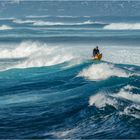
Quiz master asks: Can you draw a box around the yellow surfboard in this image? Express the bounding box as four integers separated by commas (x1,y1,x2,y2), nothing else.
92,53,102,60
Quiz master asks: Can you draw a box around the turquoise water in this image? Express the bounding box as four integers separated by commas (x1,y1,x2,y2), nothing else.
0,1,140,139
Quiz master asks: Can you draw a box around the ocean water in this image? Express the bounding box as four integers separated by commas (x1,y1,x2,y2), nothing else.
0,1,140,139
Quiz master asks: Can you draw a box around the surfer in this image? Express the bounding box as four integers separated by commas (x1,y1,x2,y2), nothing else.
92,46,102,60
93,46,100,57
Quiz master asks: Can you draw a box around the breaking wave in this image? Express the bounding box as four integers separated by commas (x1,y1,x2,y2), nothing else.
1,41,140,72
89,85,140,119
78,63,129,81
33,21,65,26
0,25,12,30
26,15,91,18
13,19,102,26
26,15,50,18
89,93,118,108
13,19,36,24
33,20,96,26
113,85,140,104
0,41,78,70
104,23,140,30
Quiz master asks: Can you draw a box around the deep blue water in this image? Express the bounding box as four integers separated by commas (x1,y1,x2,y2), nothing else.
0,1,140,139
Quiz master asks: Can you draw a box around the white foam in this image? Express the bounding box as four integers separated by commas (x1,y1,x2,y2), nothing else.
0,43,140,71
89,93,118,108
0,41,44,59
13,19,36,24
104,23,140,30
13,18,100,26
0,25,12,30
33,20,95,26
123,85,140,91
78,63,128,81
113,86,140,104
120,105,140,119
33,21,64,26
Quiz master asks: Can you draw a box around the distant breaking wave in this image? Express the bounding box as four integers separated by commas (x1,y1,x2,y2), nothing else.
104,23,140,30
13,19,104,26
0,17,15,20
33,21,65,26
26,15,91,18
13,19,36,24
13,19,140,30
33,20,103,26
0,25,12,30
26,15,51,18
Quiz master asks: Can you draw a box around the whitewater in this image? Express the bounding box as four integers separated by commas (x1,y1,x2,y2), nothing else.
0,5,140,139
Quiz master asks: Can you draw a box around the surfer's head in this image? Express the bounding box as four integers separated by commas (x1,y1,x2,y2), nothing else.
96,46,98,49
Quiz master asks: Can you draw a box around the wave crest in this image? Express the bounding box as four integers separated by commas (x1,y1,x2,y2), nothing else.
13,19,36,24
113,85,140,104
13,19,101,26
33,20,96,26
89,93,118,108
0,41,76,70
78,63,128,81
0,25,12,30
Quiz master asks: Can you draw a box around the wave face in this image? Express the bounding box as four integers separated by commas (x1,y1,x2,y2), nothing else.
0,14,140,139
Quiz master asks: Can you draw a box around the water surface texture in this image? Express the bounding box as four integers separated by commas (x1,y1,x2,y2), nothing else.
0,1,140,139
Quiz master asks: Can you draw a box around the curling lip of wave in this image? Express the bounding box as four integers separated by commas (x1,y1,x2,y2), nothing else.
89,85,140,109
104,23,140,30
77,63,128,81
89,91,140,119
0,25,12,30
89,93,118,108
113,85,140,104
